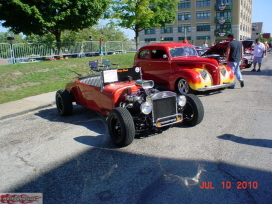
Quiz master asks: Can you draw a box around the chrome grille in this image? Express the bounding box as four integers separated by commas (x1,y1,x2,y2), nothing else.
152,96,176,122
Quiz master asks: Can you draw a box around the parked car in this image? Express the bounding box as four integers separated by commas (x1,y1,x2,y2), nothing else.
201,40,254,69
133,42,235,94
195,47,209,56
56,66,204,147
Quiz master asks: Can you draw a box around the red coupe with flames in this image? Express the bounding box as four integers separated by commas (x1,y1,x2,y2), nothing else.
56,66,204,147
133,42,235,94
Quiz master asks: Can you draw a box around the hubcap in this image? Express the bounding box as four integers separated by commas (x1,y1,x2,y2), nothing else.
178,79,189,94
111,116,122,139
184,103,194,121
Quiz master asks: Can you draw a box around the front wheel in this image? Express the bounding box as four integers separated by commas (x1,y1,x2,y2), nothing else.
107,107,135,147
176,78,192,94
182,94,204,126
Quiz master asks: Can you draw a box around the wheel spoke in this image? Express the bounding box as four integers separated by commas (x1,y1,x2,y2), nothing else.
178,79,189,94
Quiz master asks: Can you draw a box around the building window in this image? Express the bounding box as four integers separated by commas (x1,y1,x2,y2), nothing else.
216,11,231,18
178,12,191,20
144,28,156,34
178,37,191,40
196,0,210,7
161,26,173,33
163,37,173,41
178,1,191,9
196,36,210,40
196,23,210,31
145,38,156,42
178,24,191,32
196,10,210,19
216,24,231,30
216,0,232,3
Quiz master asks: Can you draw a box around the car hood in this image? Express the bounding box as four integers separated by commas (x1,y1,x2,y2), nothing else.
171,55,219,66
202,41,229,56
202,40,254,56
103,81,140,94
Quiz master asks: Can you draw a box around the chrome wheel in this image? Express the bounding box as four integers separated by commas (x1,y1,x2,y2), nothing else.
177,78,190,94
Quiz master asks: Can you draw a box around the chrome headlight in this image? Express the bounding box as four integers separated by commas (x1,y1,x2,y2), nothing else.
140,102,152,114
221,67,226,76
177,95,186,107
200,70,207,79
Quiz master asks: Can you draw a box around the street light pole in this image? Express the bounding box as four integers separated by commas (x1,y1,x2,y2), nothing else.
89,36,93,56
7,36,15,64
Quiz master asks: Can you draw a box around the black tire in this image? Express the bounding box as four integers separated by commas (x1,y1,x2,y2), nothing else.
55,89,73,116
183,94,204,126
107,107,135,147
176,78,193,94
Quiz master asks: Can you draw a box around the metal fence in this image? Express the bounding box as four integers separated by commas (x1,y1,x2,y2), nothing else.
0,41,150,64
0,43,12,64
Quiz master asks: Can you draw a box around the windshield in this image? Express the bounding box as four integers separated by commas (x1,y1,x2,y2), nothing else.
170,47,198,58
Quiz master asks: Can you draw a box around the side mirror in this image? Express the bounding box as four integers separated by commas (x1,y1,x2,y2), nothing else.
163,54,168,59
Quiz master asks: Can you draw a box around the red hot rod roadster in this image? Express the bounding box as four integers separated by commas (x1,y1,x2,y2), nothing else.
56,66,204,147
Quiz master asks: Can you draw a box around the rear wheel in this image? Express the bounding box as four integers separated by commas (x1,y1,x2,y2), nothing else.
56,89,73,116
183,94,204,126
107,107,135,147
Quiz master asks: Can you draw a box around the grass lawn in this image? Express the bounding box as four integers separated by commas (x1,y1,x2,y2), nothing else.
0,53,135,104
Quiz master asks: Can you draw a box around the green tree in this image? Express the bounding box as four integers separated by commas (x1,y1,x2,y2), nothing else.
110,0,179,49
0,0,109,43
0,31,27,43
24,25,128,43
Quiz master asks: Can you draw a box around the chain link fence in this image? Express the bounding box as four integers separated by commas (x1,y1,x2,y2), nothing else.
0,41,154,64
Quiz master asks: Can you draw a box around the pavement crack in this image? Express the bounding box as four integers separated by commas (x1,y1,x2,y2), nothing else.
217,162,257,204
15,150,38,172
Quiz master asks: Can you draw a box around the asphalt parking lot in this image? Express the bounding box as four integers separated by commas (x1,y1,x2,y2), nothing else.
0,54,272,204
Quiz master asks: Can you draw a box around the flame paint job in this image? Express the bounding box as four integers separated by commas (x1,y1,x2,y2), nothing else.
134,42,235,92
65,79,141,116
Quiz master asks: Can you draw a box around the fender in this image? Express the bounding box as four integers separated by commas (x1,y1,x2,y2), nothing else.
168,68,213,91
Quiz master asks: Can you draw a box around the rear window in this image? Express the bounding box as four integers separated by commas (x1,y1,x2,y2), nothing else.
138,50,149,59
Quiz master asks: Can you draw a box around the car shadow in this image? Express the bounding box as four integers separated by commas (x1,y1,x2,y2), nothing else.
34,105,115,148
217,134,272,148
35,105,194,148
9,147,272,203
241,68,272,76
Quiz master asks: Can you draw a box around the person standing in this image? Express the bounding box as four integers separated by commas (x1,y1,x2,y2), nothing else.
264,41,269,57
202,41,208,48
226,33,244,88
251,38,265,72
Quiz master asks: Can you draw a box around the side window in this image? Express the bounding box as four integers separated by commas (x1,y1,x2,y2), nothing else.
151,49,167,59
138,50,149,59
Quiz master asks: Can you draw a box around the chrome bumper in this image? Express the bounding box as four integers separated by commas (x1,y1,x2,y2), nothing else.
197,81,235,91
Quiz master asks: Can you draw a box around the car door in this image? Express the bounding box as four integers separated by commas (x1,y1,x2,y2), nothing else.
148,49,171,83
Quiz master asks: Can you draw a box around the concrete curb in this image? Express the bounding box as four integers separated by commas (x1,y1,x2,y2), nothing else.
0,102,55,120
0,91,56,120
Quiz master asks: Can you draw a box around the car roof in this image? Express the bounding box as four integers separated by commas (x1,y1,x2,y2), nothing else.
140,42,195,49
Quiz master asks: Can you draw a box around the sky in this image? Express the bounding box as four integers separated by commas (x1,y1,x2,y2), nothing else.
0,0,271,40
